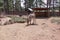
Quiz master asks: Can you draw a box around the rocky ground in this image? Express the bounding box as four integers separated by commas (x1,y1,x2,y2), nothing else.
0,17,60,40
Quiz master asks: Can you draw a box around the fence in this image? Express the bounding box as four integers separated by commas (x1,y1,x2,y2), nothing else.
2,8,60,17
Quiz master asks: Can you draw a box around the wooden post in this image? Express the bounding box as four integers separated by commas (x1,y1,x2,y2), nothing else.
47,0,51,17
47,0,49,17
53,0,54,16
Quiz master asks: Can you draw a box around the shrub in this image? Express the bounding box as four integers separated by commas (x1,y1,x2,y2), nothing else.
8,16,26,23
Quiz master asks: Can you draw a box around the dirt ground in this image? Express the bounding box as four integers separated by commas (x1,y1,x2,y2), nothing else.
0,17,60,40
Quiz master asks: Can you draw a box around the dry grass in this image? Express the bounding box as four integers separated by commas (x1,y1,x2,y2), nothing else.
0,17,60,40
51,17,60,24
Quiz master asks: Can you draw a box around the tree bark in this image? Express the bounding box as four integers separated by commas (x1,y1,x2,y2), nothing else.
4,0,9,14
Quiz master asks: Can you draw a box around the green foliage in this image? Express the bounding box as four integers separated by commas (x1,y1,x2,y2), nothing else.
0,2,3,6
8,0,22,11
8,0,14,11
15,0,22,11
0,0,3,10
0,3,3,10
8,16,26,23
2,0,60,11
29,0,34,7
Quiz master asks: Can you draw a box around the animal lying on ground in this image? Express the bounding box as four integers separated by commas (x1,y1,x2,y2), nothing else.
0,17,13,25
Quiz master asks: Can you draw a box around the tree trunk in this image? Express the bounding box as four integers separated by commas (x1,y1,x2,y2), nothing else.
4,0,9,14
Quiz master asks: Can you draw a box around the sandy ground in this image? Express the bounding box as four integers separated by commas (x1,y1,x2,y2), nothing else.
0,17,60,40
